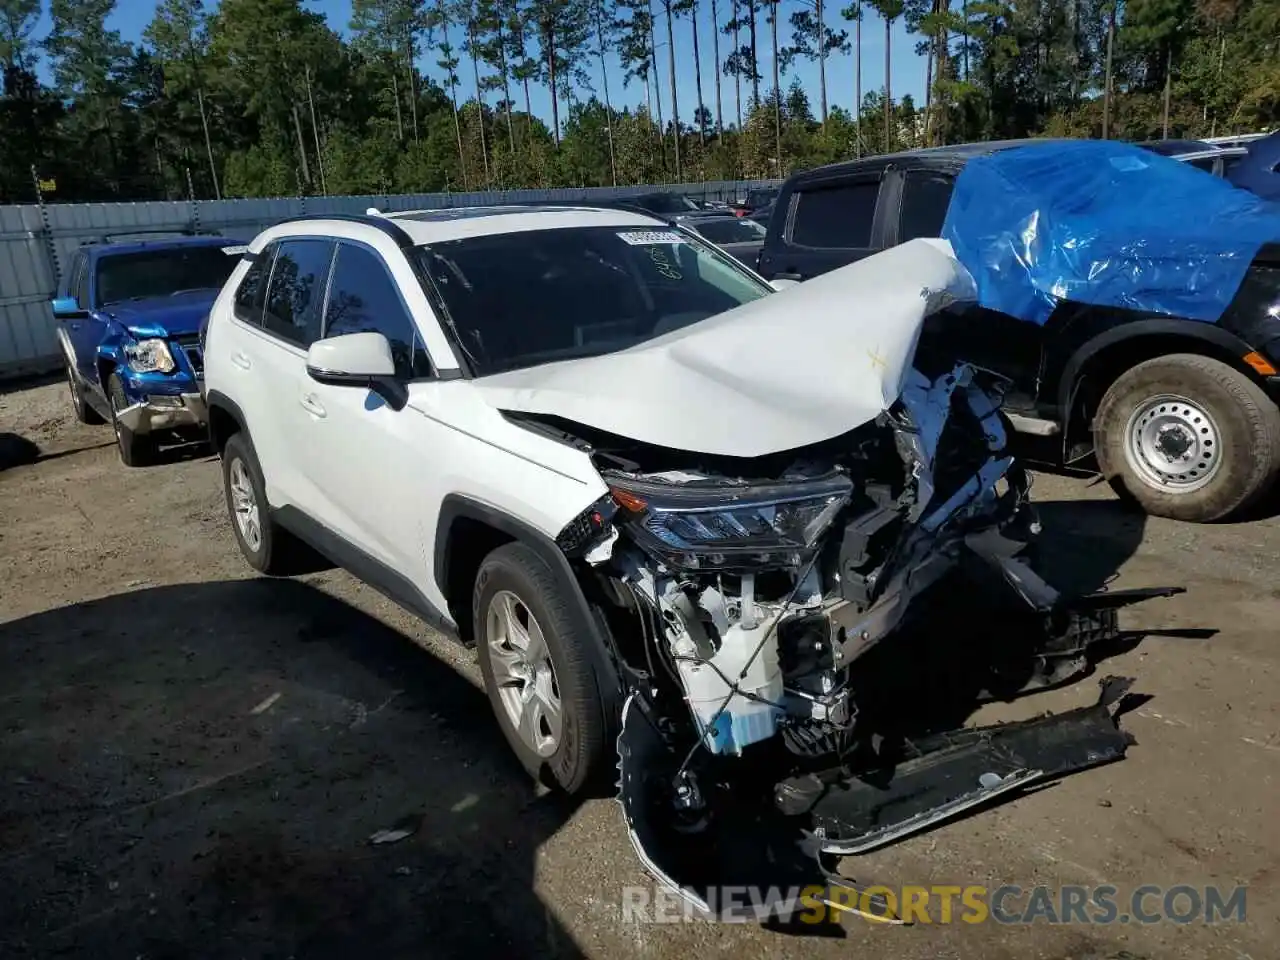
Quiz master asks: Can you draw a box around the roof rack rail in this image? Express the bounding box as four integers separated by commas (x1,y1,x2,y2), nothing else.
84,225,219,245
277,212,415,249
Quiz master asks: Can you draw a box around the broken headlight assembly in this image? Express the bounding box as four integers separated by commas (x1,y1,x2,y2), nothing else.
123,337,176,374
605,472,853,571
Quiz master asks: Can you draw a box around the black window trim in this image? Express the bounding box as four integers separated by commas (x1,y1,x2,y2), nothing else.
783,171,886,252
232,242,278,329
322,237,438,382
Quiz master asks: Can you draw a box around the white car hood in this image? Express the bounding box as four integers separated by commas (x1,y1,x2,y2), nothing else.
473,238,978,458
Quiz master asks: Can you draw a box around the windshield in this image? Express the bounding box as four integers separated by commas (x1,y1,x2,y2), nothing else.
96,246,239,306
418,226,771,376
691,217,767,244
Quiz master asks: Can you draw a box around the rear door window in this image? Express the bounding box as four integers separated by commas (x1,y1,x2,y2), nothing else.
789,179,881,248
261,239,334,348
899,170,956,241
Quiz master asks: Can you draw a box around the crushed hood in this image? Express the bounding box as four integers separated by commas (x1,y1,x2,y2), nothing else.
107,289,220,340
474,238,976,458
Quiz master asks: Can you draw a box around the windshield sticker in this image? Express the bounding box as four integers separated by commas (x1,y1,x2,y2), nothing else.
645,244,683,280
617,230,686,246
221,245,248,256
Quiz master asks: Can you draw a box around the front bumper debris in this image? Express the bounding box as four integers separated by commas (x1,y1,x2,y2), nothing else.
617,676,1146,923
115,391,208,434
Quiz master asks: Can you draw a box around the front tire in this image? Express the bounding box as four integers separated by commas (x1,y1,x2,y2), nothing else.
1095,353,1280,522
107,373,155,467
220,433,308,575
473,542,611,795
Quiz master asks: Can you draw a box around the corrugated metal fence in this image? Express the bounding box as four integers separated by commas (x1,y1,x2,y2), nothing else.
0,180,778,380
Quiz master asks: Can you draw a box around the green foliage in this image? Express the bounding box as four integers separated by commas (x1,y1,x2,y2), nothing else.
0,0,1276,203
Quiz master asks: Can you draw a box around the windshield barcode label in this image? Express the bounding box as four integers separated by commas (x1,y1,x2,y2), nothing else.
617,230,685,245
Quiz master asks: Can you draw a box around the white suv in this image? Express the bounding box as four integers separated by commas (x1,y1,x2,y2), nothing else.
203,206,1173,911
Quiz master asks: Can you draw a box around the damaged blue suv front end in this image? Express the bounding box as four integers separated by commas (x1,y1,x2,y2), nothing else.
53,235,243,465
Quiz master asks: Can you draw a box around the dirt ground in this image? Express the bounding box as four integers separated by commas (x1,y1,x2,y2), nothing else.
1,378,1278,960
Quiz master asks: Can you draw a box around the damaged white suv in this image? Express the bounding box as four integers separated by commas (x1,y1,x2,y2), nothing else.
204,206,1178,918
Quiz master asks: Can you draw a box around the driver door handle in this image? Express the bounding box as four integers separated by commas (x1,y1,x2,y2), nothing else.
230,351,251,370
299,393,326,418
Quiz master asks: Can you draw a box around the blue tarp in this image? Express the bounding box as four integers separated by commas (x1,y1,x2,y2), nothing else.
941,139,1280,326
1227,131,1280,201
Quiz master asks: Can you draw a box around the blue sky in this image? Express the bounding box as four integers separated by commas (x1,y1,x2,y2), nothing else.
33,0,928,127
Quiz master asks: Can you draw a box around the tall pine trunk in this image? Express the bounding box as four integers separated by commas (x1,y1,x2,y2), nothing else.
883,14,892,151
648,0,667,173
468,19,490,180
545,21,561,145
711,0,723,134
691,0,707,144
594,0,618,183
748,0,759,104
665,0,682,179
817,0,827,125
732,0,742,127
854,7,862,155
406,32,419,142
497,21,516,156
770,0,781,169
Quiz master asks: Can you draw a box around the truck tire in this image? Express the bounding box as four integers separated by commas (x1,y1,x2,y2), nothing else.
1094,353,1280,522
473,541,611,795
107,373,156,467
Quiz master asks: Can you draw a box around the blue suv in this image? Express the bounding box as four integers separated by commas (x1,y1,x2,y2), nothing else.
52,233,243,465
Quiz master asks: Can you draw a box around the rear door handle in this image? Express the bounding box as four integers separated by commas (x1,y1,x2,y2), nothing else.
299,394,326,418
230,351,251,370
775,272,803,281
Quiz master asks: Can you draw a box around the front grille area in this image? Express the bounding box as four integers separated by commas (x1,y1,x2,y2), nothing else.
173,335,204,378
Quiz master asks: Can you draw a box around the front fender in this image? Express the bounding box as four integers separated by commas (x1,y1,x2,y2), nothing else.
1054,316,1262,419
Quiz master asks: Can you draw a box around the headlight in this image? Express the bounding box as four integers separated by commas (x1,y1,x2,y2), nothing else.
606,472,852,571
123,338,176,374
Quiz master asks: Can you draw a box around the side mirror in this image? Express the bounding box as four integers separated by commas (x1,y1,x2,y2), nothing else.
769,278,799,292
306,332,396,386
51,297,87,319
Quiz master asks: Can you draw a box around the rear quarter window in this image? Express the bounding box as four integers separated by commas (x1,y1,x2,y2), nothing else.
789,180,880,248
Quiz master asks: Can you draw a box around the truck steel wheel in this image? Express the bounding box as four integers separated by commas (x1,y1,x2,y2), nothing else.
1095,353,1280,522
473,542,611,794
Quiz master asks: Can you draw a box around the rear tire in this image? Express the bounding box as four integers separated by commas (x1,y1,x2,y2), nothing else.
106,373,155,467
473,541,612,795
1094,353,1280,522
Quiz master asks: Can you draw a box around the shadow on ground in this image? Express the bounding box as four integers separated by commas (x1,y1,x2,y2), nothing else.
0,578,585,960
0,432,40,471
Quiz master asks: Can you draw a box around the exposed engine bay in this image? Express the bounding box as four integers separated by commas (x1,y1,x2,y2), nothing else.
489,240,1183,924
532,361,1181,924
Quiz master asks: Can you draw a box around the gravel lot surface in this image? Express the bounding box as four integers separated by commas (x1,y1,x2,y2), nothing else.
2,378,1277,960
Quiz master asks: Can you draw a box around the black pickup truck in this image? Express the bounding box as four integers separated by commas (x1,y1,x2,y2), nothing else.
758,140,1280,523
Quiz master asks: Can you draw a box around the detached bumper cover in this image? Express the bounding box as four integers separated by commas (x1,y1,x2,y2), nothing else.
114,391,208,434
779,676,1139,855
617,677,1143,922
